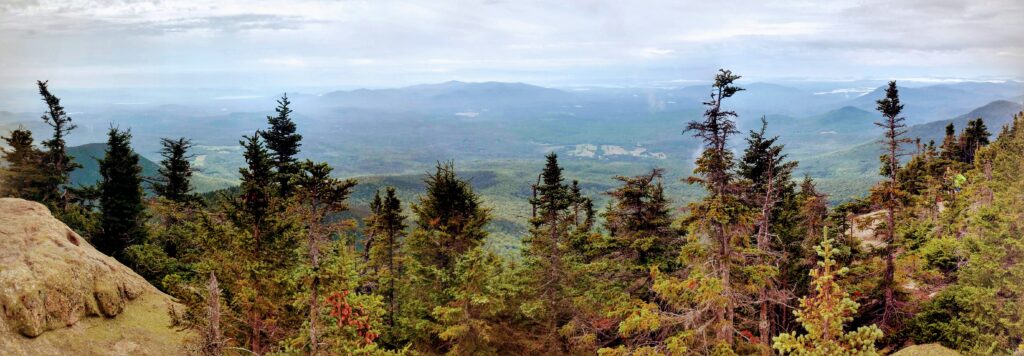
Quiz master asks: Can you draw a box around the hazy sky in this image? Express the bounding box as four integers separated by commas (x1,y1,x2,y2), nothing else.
1,0,1022,90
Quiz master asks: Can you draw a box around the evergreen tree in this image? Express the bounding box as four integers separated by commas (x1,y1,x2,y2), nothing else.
364,191,384,263
291,160,357,354
939,123,959,162
523,153,596,350
261,94,302,196
0,128,47,200
738,118,798,347
960,118,991,164
37,80,81,208
225,131,304,354
365,187,407,346
602,168,676,293
873,80,912,330
798,176,828,263
905,112,1024,354
403,161,491,352
96,127,146,259
407,161,490,271
434,246,526,355
151,137,196,203
738,117,797,199
773,229,883,355
680,68,751,348
233,132,277,245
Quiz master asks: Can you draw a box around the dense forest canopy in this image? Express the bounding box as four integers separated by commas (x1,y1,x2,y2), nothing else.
2,72,1023,355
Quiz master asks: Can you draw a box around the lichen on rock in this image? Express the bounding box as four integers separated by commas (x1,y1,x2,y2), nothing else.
0,198,186,355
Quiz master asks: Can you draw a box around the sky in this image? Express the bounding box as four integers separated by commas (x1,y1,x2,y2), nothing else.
1,0,1022,90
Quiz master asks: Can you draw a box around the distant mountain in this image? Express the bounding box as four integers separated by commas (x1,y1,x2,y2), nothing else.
319,81,574,113
907,100,1024,144
797,100,1024,201
761,106,878,158
844,82,1023,125
672,82,848,118
68,143,161,189
68,143,235,193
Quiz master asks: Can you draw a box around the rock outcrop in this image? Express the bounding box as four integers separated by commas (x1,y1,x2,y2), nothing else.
0,198,187,355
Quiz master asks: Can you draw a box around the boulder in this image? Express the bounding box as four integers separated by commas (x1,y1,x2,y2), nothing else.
0,198,187,355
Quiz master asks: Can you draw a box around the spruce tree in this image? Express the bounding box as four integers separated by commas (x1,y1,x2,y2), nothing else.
151,137,196,203
738,117,798,346
602,168,675,291
291,160,357,354
772,229,883,355
96,127,146,259
939,123,959,162
874,80,912,330
523,153,597,350
366,187,407,346
261,94,302,196
37,80,81,208
407,161,490,271
434,246,524,354
960,118,991,164
233,132,276,244
681,69,750,347
404,161,490,351
1,128,47,200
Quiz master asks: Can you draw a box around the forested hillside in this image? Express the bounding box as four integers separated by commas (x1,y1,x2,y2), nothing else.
2,74,1022,355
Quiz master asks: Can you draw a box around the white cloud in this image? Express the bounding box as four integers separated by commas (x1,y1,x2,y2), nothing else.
0,0,1021,88
637,47,675,58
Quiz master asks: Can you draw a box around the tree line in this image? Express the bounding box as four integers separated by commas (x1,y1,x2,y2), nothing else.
1,71,1019,355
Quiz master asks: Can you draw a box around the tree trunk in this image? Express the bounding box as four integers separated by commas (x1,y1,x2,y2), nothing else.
308,201,320,355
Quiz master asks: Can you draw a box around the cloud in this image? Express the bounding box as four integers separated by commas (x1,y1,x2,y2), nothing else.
0,0,1021,88
637,47,675,58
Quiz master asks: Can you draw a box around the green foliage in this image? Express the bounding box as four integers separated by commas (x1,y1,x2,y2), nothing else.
773,229,883,355
95,127,146,259
602,168,677,275
434,247,526,355
231,132,277,245
261,93,302,196
407,161,490,271
36,80,82,208
150,137,197,203
364,187,408,347
0,128,49,201
678,68,753,348
403,161,493,352
907,112,1024,354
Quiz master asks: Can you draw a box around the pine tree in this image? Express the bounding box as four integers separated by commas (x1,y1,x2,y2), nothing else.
681,69,751,347
407,161,490,271
96,127,146,259
36,80,81,208
233,132,277,245
365,187,407,346
602,168,676,294
772,229,883,355
151,137,197,203
261,94,302,196
798,176,828,263
1,128,47,200
874,80,912,330
404,161,491,351
960,118,991,164
523,153,595,349
939,123,959,162
291,160,357,354
434,246,525,354
738,118,798,347
224,132,298,354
